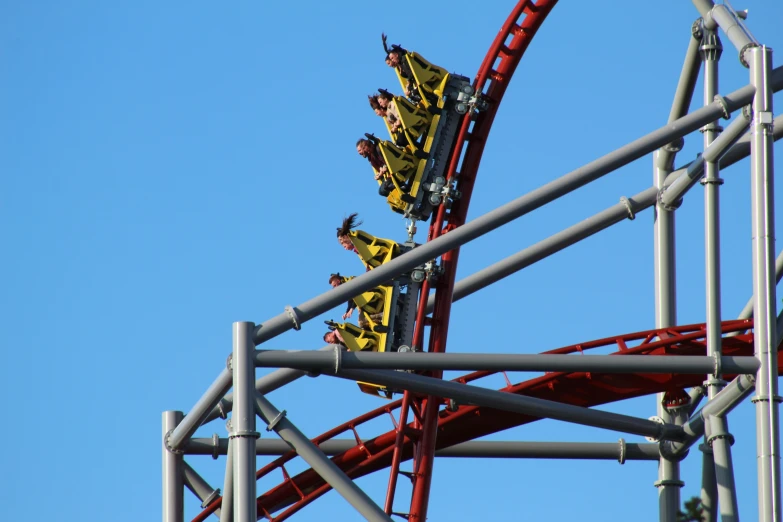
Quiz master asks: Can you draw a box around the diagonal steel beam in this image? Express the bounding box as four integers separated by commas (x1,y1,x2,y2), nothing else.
329,368,685,441
254,393,392,522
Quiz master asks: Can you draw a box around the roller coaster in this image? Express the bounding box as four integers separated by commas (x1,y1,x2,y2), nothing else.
162,1,783,521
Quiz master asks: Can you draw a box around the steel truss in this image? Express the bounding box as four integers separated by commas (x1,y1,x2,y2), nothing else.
162,1,782,521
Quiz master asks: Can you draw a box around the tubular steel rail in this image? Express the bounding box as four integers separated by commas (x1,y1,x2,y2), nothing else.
192,320,774,521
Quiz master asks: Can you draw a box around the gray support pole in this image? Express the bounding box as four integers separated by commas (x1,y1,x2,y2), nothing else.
251,78,777,346
167,369,233,452
335,369,684,441
701,442,719,522
163,411,185,522
254,349,760,374
701,27,741,522
700,31,721,521
254,393,393,522
232,322,258,522
183,462,221,518
749,46,782,522
185,438,661,461
662,23,703,154
219,439,233,522
710,414,739,522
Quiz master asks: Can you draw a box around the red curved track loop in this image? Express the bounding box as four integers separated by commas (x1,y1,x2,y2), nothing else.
405,2,558,517
192,321,779,522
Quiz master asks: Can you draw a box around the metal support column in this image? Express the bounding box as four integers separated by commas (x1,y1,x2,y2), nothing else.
749,45,781,522
219,439,233,522
701,437,718,522
653,23,701,522
232,322,259,522
163,411,185,522
701,26,740,522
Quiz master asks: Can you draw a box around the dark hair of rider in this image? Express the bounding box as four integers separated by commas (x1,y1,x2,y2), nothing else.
337,212,362,238
377,89,393,102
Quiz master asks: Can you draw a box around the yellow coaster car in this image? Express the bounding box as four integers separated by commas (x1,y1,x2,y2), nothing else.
347,229,399,270
385,96,432,153
395,52,450,111
382,53,476,221
327,283,399,399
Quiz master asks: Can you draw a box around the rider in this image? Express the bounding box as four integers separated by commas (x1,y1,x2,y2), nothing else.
356,135,396,197
382,33,417,101
328,272,384,330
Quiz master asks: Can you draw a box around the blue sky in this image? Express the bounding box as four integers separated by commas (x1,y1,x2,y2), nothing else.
2,1,783,521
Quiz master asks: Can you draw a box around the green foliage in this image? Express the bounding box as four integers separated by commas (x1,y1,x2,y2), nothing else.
677,496,704,522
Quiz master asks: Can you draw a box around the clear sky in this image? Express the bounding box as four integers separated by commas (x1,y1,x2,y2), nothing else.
3,1,783,521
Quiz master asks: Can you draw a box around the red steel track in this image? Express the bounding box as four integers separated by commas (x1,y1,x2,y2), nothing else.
192,1,773,520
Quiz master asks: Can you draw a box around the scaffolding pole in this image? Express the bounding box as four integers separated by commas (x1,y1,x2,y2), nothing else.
749,45,781,522
163,411,185,522
231,322,258,522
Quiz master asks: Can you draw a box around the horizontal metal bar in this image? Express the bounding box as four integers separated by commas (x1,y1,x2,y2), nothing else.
329,369,684,441
251,71,783,346
184,438,659,461
254,350,760,375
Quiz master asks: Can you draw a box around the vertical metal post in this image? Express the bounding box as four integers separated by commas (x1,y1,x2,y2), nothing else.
232,322,259,522
749,45,782,522
701,27,740,522
700,440,718,522
163,411,185,522
653,25,700,522
702,26,724,399
710,414,739,522
219,439,234,522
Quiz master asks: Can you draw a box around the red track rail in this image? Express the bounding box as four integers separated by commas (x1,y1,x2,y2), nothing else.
193,321,776,521
404,2,558,517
